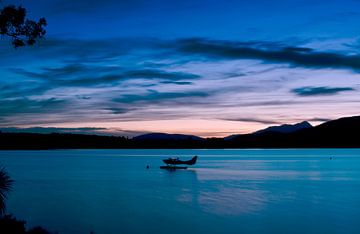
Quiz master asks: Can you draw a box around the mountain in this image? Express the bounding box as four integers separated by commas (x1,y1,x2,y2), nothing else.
224,121,312,140
254,121,312,134
133,133,203,141
289,115,360,147
227,116,360,148
223,134,242,140
1,115,360,149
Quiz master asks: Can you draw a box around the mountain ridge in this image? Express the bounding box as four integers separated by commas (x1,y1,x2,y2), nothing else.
1,115,360,149
224,120,312,140
133,133,204,141
253,121,312,135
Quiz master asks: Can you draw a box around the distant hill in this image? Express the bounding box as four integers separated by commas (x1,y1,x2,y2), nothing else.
254,121,312,134
133,133,203,141
290,115,360,147
227,116,360,148
224,121,312,140
1,115,360,149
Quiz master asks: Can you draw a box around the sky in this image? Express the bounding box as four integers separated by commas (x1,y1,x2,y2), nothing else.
1,0,360,137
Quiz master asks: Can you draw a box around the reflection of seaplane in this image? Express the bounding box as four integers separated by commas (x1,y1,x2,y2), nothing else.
160,156,198,170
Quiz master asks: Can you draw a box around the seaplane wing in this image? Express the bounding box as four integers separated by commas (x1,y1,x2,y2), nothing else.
163,156,198,165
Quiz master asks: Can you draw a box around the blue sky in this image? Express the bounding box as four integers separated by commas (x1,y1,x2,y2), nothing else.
1,0,360,137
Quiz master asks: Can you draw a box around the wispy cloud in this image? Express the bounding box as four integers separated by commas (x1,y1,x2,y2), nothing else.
0,126,145,137
221,117,280,125
172,38,360,71
2,36,360,136
0,98,66,116
291,86,355,96
49,0,147,14
0,98,68,126
11,64,201,92
307,117,333,122
113,90,208,103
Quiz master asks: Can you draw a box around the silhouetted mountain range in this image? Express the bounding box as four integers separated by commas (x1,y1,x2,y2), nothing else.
254,121,312,134
224,116,360,148
133,133,203,141
1,116,360,149
224,121,312,140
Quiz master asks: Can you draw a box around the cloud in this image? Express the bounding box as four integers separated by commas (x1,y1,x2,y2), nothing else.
307,117,333,122
291,86,355,96
160,81,193,85
10,64,95,79
0,126,143,137
0,127,105,134
106,107,132,114
0,82,50,99
113,89,208,103
0,37,163,68
0,98,66,116
7,37,360,75
221,117,279,124
173,38,360,71
123,69,200,80
10,63,120,80
11,65,200,88
51,0,144,14
2,36,360,134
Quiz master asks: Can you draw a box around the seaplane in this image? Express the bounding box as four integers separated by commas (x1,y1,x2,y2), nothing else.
160,156,198,170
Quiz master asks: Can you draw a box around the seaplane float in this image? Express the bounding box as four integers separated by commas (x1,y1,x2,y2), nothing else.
160,156,198,170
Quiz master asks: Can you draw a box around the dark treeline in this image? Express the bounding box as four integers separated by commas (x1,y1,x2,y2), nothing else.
1,116,360,149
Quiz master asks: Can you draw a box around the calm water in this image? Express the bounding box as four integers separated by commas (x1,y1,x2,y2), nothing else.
0,149,360,234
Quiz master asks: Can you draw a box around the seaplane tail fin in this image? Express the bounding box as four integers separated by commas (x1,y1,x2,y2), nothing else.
187,156,198,165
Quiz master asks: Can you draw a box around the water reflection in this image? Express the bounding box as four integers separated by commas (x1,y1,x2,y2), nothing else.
198,187,267,216
171,158,351,216
168,168,269,216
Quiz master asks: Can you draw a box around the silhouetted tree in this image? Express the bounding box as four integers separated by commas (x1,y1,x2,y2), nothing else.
0,168,52,233
0,5,46,47
0,167,13,215
27,226,52,234
0,215,52,234
0,214,26,233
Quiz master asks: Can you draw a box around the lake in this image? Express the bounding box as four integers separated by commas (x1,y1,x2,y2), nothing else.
0,149,360,234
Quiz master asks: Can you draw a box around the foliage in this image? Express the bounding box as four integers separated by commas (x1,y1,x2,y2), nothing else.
27,226,52,234
0,167,13,215
0,168,52,233
0,214,26,233
0,5,46,47
0,215,52,234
